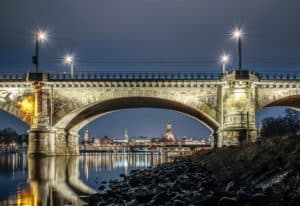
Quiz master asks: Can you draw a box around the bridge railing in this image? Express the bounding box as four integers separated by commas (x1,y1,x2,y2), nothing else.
1,71,299,81
257,72,300,80
0,73,27,81
48,72,221,81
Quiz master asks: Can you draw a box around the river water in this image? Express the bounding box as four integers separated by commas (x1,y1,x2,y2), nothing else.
0,152,173,205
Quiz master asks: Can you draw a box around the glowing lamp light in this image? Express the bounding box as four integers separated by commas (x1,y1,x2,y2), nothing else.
18,97,34,114
220,53,230,73
32,28,49,73
63,54,73,65
231,27,244,71
63,54,75,78
36,30,48,43
232,28,243,40
220,54,230,64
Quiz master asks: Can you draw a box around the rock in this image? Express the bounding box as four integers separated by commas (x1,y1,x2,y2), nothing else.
225,181,235,192
173,199,186,206
249,193,267,206
267,203,282,206
218,197,239,206
88,194,103,206
236,189,251,203
130,169,139,174
95,202,107,206
150,191,172,205
98,185,106,191
135,190,155,203
88,155,280,206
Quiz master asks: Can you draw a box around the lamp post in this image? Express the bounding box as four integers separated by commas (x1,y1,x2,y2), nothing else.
220,53,230,74
232,27,243,71
63,54,74,78
32,30,48,73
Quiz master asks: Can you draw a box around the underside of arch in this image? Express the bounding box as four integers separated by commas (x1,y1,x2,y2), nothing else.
0,106,31,126
264,95,300,109
62,97,219,133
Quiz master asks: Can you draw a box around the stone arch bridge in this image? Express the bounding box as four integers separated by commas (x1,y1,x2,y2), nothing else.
0,70,300,156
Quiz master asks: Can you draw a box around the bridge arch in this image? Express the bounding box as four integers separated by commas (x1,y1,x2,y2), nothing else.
54,97,220,134
0,102,31,126
0,88,34,125
257,86,300,111
263,95,300,110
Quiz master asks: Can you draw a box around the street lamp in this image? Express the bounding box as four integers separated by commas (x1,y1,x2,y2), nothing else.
32,30,48,73
231,27,244,71
63,54,74,78
220,53,230,73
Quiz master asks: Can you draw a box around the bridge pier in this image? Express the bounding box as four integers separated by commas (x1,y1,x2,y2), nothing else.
27,74,79,156
66,131,80,155
52,129,79,155
220,71,258,146
28,80,56,156
29,128,79,156
28,128,56,156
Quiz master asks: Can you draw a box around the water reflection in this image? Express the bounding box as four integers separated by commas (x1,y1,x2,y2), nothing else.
0,152,172,205
0,152,27,174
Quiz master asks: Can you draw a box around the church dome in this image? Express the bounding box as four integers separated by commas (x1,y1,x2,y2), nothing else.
161,123,176,142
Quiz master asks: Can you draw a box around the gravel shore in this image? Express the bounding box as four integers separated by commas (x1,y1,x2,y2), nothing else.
89,157,282,206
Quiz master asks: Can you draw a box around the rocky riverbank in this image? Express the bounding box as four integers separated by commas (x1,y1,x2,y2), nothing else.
89,160,280,206
89,136,300,205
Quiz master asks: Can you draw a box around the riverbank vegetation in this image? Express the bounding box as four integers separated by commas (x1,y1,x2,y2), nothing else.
195,108,300,205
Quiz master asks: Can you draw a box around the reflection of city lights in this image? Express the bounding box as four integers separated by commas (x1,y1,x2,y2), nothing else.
79,153,173,173
18,96,34,114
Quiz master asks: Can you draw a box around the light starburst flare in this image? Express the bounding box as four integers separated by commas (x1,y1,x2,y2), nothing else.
63,54,75,78
63,54,74,65
220,53,230,64
36,30,48,43
232,28,243,40
220,53,230,73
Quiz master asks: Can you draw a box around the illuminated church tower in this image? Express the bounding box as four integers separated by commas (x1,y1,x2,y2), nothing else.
84,128,90,144
162,123,176,142
124,129,129,142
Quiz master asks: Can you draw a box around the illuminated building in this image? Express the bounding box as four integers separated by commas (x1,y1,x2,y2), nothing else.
161,123,176,142
83,128,90,144
124,129,128,142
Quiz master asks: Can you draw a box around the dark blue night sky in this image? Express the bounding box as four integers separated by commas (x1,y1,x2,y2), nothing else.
0,0,299,138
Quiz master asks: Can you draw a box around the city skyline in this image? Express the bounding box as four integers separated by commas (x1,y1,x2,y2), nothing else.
0,107,286,139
